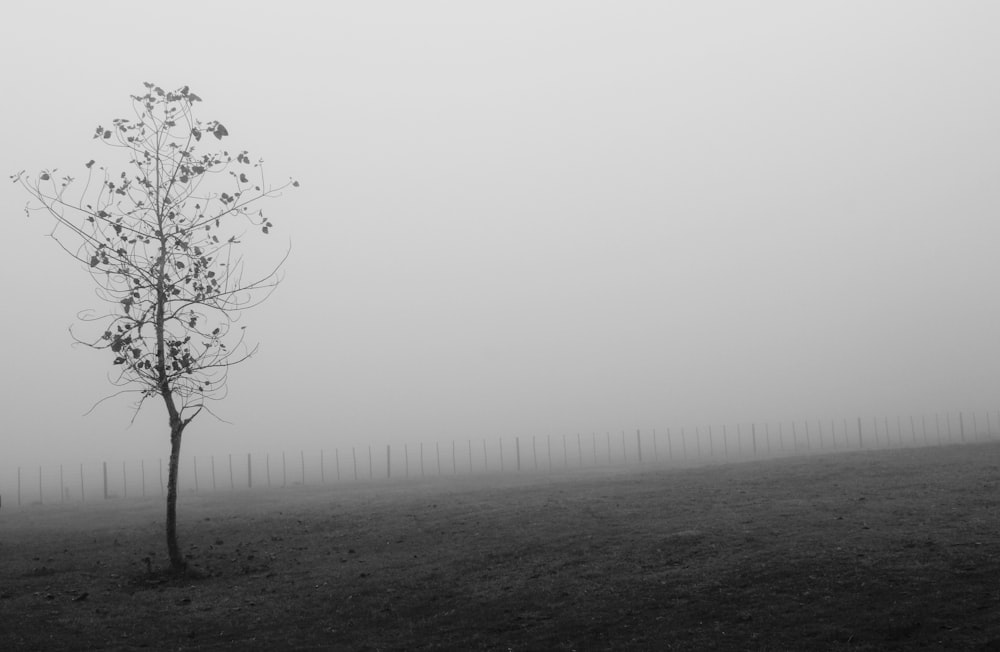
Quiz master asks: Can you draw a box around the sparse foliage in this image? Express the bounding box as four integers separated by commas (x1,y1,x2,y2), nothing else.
12,83,296,572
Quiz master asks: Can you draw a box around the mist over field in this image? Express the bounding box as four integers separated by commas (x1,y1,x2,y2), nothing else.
3,2,1000,470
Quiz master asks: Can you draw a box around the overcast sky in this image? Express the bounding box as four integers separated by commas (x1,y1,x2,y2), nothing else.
3,1,1000,469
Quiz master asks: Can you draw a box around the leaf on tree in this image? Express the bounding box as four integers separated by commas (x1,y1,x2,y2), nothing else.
191,127,201,141
85,160,95,169
90,255,99,267
213,124,228,140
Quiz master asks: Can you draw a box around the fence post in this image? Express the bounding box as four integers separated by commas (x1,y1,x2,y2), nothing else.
211,456,216,491
159,458,164,496
320,449,324,484
695,426,702,459
636,429,643,463
534,435,539,471
436,443,441,476
387,444,392,479
516,437,521,472
103,461,108,500
80,464,85,503
960,412,965,443
352,447,358,482
577,433,583,467
857,417,863,449
282,451,287,487
232,453,237,489
621,431,627,463
248,453,253,489
301,450,306,485
452,441,457,474
17,466,21,507
38,466,43,505
483,440,488,472
405,444,409,478
500,438,505,473
60,465,65,504
141,460,146,497
548,435,553,471
266,453,271,488
122,461,127,499
752,423,757,458
194,457,199,494
335,448,341,482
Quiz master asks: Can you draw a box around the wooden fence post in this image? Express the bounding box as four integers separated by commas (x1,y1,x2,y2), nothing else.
60,465,65,504
103,461,109,500
636,429,643,463
194,456,199,494
301,450,306,485
248,453,253,489
80,464,86,503
387,444,392,479
210,455,216,491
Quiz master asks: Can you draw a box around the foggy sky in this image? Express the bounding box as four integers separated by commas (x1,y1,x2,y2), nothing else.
3,1,1000,468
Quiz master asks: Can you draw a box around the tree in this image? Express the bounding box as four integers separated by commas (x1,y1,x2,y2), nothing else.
12,83,296,573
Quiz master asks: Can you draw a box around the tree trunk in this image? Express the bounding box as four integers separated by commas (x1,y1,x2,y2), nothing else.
165,422,186,573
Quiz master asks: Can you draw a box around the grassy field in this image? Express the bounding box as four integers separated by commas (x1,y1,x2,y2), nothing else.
1,442,998,651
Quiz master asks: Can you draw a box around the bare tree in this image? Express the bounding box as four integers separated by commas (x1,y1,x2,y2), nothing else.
12,83,296,573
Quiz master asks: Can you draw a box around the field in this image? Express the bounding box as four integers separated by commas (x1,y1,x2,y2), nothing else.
1,442,998,651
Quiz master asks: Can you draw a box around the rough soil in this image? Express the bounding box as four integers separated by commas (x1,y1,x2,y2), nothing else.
1,442,998,651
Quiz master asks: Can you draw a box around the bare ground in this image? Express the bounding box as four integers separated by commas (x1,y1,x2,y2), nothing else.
1,442,998,651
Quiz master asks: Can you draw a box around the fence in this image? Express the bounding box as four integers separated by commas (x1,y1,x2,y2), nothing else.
2,410,998,509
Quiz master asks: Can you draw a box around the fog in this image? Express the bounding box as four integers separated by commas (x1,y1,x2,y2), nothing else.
3,2,1000,471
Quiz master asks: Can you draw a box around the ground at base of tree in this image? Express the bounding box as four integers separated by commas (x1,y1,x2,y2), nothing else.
1,442,999,651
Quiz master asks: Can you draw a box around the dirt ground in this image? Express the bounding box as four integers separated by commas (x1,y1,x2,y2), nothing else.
1,442,998,651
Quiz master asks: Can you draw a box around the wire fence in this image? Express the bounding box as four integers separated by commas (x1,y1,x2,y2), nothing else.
2,410,997,509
